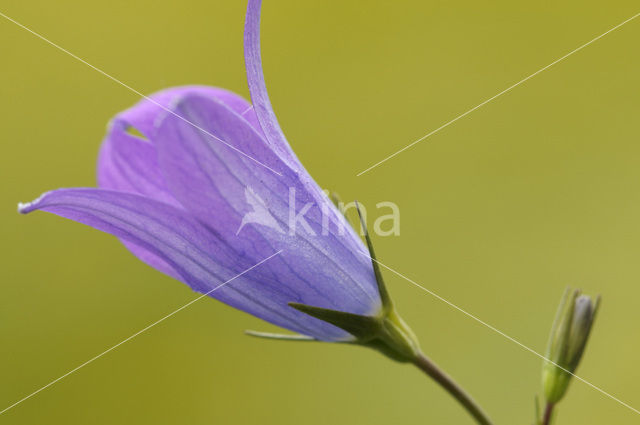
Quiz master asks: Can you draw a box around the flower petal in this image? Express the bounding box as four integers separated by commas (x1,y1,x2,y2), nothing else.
97,122,179,206
155,93,381,319
97,122,185,277
114,85,264,140
19,188,350,340
98,86,270,280
244,0,301,170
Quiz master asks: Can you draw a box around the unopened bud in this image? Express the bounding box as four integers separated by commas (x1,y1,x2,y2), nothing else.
542,288,600,403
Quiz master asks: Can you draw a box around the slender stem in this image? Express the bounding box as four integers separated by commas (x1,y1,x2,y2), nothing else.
413,352,495,425
542,402,554,425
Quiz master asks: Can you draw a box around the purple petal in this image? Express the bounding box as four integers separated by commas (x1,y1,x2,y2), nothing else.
97,122,180,206
244,0,301,170
119,239,181,281
18,188,351,340
114,85,264,140
155,93,381,319
97,121,184,277
98,86,269,279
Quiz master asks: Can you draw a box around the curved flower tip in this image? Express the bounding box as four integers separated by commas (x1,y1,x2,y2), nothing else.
19,190,60,215
244,0,302,171
18,199,39,214
19,1,385,343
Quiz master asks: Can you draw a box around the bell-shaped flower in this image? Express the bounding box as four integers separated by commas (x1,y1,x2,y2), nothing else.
19,0,421,356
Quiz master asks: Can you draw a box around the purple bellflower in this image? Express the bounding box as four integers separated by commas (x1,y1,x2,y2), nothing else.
19,0,420,359
19,3,502,423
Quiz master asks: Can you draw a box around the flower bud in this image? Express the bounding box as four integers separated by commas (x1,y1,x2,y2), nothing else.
542,288,600,403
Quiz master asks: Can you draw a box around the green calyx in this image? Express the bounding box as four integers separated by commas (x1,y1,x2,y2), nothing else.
247,201,421,363
288,300,420,363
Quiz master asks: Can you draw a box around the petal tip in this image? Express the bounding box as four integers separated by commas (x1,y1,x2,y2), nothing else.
17,202,29,214
17,191,51,214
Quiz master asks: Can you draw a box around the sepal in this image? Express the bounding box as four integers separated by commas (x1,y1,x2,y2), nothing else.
245,330,315,341
288,303,380,340
355,201,392,312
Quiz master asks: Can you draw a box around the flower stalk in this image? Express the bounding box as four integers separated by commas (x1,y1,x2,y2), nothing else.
413,352,495,425
541,402,555,425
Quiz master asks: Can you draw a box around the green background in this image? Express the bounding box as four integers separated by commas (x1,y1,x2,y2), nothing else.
1,0,639,423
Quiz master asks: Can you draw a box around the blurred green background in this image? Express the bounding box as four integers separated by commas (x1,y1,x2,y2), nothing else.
1,0,639,423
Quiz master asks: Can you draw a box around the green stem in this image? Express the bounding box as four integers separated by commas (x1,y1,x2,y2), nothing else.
542,403,554,425
413,352,495,425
